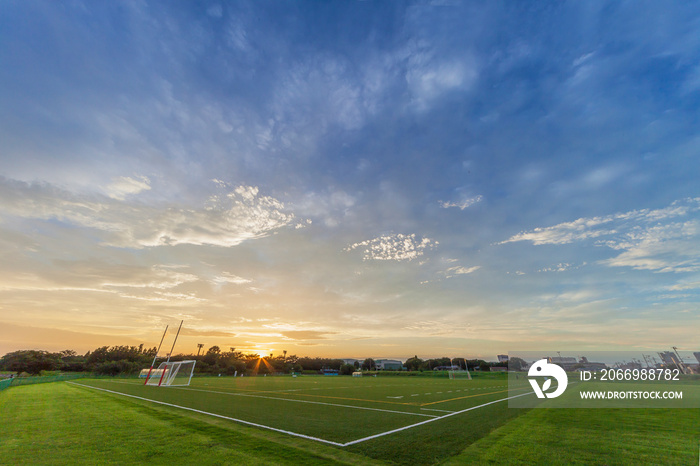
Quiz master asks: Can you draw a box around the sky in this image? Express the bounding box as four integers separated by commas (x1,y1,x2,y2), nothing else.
1,1,699,361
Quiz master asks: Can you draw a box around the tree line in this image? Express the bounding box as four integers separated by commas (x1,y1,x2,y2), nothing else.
0,346,519,377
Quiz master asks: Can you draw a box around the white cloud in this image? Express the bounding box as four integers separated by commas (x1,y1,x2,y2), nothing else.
538,262,586,273
0,177,296,249
502,198,700,273
439,195,482,210
445,265,480,277
345,233,438,261
211,272,251,286
599,220,700,273
501,216,615,245
667,281,700,291
105,176,151,200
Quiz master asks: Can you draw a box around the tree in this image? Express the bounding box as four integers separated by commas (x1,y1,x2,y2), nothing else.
508,357,527,371
203,346,222,365
404,355,423,371
361,358,375,371
0,350,62,375
339,364,355,375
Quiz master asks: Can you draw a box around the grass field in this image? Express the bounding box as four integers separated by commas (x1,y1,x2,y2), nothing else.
1,374,698,464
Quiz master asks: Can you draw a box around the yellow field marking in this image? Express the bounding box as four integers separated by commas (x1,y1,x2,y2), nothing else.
419,386,530,406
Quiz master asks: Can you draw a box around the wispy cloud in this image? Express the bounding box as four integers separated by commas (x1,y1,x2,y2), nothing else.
502,198,700,273
439,195,482,210
1,2,699,356
280,330,336,341
444,265,481,277
0,177,297,248
211,273,252,286
105,175,151,200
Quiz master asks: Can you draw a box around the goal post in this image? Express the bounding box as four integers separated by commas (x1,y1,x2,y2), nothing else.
145,360,196,387
448,370,472,380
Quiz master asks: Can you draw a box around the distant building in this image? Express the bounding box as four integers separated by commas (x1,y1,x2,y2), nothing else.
375,359,403,370
497,355,509,363
693,352,700,365
579,362,607,371
547,356,577,370
618,361,642,370
546,356,606,371
341,359,360,366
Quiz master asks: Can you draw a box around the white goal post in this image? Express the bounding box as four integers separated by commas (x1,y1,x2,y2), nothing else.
145,360,196,387
448,370,472,380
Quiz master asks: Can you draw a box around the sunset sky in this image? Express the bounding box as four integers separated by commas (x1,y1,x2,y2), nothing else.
1,1,699,361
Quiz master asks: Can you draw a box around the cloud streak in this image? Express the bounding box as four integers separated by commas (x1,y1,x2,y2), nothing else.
502,198,700,273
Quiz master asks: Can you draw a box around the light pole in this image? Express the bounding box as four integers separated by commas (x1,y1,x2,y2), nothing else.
197,343,204,356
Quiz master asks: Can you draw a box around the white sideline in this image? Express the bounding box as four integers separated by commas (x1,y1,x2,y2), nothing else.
66,381,345,447
68,381,533,447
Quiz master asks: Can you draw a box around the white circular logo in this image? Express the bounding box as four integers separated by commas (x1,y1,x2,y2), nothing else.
527,359,568,398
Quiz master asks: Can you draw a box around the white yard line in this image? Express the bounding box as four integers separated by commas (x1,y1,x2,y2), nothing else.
66,382,345,447
419,407,456,413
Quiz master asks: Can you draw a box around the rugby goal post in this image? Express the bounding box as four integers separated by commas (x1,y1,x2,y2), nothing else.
448,370,472,380
145,360,196,387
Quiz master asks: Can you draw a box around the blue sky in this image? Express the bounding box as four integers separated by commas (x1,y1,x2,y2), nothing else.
1,1,699,360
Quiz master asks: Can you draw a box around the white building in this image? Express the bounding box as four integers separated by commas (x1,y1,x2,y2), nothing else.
375,359,403,370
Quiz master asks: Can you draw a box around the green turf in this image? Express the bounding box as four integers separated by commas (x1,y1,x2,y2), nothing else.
445,407,700,465
72,375,521,445
0,382,377,465
1,375,698,465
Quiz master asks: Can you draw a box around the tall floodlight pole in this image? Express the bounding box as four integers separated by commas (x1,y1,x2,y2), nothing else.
144,325,169,385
